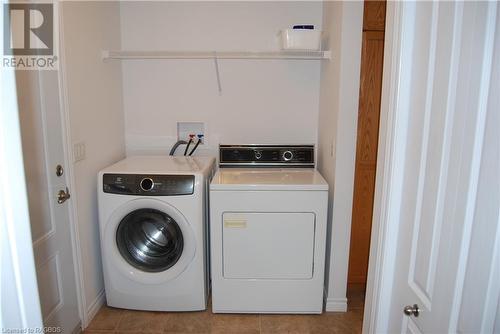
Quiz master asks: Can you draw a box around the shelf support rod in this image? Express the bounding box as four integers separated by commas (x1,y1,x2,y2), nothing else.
213,51,222,95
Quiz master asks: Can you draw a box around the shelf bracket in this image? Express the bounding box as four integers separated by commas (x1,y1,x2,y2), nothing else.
213,51,222,95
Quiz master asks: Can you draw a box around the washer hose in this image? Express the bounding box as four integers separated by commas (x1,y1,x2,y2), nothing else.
183,138,194,156
169,140,187,156
188,139,202,156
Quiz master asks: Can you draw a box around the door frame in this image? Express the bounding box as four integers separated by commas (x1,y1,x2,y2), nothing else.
55,2,88,328
362,2,418,332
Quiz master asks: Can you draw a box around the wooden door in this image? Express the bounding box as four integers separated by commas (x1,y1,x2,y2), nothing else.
348,0,386,285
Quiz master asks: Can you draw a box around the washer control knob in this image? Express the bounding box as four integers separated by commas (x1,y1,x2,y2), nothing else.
254,150,263,160
140,178,154,191
283,150,294,161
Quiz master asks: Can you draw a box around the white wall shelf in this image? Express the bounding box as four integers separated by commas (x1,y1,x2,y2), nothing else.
102,50,331,61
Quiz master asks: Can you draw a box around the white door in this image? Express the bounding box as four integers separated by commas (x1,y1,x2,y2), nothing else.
1,60,44,332
16,68,81,332
366,1,499,333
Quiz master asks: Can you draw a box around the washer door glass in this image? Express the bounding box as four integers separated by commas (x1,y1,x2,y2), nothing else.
116,208,184,272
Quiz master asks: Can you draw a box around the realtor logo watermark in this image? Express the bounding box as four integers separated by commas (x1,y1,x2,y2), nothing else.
2,2,58,70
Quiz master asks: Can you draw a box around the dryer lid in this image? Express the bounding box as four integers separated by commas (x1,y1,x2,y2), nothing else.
210,168,328,191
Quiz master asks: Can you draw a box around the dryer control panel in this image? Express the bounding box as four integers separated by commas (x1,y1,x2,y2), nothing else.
103,174,194,196
219,145,315,168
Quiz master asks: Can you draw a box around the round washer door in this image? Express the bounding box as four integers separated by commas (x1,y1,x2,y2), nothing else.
116,208,183,272
104,198,196,284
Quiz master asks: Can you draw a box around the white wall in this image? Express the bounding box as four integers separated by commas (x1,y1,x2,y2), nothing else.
119,1,322,156
61,1,125,324
317,1,363,311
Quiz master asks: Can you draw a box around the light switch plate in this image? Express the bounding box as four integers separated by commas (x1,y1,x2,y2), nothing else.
177,122,205,143
74,141,86,162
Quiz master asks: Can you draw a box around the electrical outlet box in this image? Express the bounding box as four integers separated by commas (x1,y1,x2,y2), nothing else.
74,141,86,162
177,122,205,143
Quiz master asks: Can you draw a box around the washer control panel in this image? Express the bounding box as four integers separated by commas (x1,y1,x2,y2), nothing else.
103,174,194,196
219,145,315,168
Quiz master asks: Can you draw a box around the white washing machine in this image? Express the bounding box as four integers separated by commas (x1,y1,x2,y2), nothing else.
97,155,214,311
210,145,328,314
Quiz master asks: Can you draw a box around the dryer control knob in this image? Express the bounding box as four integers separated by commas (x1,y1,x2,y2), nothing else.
283,150,294,161
140,178,154,191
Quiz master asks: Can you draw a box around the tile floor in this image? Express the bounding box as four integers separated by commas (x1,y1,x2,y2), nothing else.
83,285,365,334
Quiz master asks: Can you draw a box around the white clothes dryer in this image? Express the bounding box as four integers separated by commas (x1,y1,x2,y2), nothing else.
210,145,328,314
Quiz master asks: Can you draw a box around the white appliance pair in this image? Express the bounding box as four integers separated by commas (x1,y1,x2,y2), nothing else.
97,145,328,313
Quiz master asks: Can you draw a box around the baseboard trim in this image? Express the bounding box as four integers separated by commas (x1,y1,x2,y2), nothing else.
84,290,105,329
71,322,82,334
325,297,348,312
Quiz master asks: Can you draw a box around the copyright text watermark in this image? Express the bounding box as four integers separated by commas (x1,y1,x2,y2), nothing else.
1,327,61,333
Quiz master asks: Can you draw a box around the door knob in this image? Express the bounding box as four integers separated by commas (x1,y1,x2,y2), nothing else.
403,304,420,317
57,187,71,204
